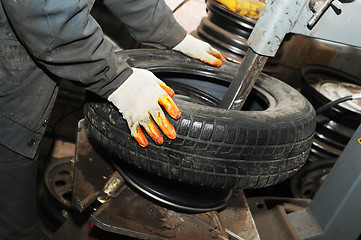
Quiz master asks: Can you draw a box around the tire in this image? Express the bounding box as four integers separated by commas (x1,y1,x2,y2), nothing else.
84,49,316,189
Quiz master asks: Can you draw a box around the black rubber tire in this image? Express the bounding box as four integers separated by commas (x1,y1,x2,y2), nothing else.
84,49,316,189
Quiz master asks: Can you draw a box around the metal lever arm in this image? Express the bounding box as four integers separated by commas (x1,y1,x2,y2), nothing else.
249,0,361,57
221,0,361,110
308,0,338,29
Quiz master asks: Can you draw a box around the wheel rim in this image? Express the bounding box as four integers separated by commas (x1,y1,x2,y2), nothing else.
196,0,255,61
111,159,233,213
44,158,74,208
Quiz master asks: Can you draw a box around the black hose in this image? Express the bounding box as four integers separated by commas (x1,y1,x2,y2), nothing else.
173,0,190,13
316,94,360,115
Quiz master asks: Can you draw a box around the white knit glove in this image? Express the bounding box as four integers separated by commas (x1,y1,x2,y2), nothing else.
173,34,226,67
108,68,181,147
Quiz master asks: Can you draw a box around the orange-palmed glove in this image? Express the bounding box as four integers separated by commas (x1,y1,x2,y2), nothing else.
108,68,181,147
173,34,226,67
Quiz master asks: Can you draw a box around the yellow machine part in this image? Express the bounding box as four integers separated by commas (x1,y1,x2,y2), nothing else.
215,0,266,19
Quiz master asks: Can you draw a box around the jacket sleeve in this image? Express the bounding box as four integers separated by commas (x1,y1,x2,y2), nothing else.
1,0,131,98
103,0,187,49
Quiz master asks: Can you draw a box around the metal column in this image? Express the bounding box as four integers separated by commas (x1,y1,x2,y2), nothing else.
289,124,361,240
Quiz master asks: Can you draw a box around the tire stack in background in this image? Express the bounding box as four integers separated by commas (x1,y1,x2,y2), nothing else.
195,0,283,76
290,65,361,199
301,65,361,161
196,0,256,61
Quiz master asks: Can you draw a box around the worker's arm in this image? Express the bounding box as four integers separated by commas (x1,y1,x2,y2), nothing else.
0,0,222,147
1,0,132,98
103,0,225,67
1,0,180,146
103,0,186,49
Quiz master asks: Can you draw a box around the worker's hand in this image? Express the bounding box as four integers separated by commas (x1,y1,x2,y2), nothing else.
173,34,226,67
108,68,181,147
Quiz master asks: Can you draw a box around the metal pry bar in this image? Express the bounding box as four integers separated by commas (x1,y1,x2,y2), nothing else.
220,48,267,110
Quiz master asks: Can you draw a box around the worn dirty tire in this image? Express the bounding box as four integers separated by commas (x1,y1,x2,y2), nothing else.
84,49,316,189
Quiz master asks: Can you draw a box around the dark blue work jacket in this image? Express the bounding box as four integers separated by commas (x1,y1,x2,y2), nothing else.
0,0,186,158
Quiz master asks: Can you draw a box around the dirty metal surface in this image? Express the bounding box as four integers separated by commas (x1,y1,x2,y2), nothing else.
74,119,260,240
90,190,229,240
73,119,115,212
219,191,260,240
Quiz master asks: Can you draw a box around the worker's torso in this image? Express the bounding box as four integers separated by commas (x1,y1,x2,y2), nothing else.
0,3,59,158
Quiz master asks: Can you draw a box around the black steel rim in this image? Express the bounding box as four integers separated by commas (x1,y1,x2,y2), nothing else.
111,159,233,213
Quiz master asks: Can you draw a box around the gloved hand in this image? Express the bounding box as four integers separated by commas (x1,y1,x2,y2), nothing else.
108,68,181,147
173,34,226,67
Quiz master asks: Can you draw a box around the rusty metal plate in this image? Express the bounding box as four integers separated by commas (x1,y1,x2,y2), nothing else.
73,120,115,211
219,191,260,240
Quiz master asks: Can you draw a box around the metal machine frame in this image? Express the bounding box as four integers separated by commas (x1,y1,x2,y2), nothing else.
288,124,361,240
222,0,361,110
